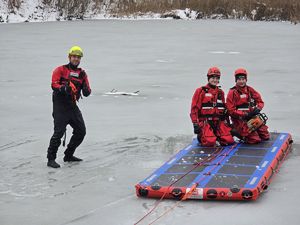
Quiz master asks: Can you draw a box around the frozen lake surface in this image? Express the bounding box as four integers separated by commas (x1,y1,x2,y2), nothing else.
0,20,300,225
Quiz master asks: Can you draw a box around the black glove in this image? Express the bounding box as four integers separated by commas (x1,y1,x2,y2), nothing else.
193,123,200,134
253,107,261,115
82,81,91,97
59,84,72,95
244,108,261,120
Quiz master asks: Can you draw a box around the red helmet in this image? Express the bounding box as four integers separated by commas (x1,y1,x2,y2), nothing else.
207,67,221,78
234,68,247,81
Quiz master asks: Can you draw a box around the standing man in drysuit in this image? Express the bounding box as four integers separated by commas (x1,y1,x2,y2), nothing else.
190,67,234,146
226,68,270,144
47,46,91,168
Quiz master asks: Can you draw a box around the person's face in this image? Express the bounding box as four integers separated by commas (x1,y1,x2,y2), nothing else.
69,55,81,66
236,77,247,87
208,76,220,86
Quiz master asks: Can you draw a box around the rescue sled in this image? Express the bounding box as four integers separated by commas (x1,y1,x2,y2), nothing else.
135,132,292,201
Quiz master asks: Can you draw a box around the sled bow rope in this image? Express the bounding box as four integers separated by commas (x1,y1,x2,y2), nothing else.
135,143,238,225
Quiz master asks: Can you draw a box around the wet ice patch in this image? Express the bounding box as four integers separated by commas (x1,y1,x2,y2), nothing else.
0,79,17,83
150,84,173,88
137,160,165,169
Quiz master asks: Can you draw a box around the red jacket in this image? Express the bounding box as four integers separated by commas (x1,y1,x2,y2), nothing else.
51,64,91,107
190,84,226,123
226,85,264,118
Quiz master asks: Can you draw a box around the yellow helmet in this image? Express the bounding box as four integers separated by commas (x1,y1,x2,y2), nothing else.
69,46,83,57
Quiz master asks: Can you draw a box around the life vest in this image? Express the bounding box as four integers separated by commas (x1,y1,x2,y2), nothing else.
52,64,90,109
199,86,225,119
231,86,256,112
59,64,86,101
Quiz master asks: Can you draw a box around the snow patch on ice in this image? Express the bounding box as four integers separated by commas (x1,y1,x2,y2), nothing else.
209,51,226,54
108,177,115,182
209,51,241,54
155,59,170,63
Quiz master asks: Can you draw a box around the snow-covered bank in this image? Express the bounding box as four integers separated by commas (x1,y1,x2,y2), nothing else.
0,0,110,23
0,2,200,24
1,0,298,24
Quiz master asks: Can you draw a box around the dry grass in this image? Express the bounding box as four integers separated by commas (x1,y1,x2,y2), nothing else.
112,0,300,22
7,0,22,11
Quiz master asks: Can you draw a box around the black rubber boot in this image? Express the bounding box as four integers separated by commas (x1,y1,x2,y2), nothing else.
63,155,83,162
47,160,61,168
197,134,202,146
230,128,244,140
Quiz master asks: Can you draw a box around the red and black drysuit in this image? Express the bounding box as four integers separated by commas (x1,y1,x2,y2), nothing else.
226,85,269,144
190,84,234,146
47,63,91,160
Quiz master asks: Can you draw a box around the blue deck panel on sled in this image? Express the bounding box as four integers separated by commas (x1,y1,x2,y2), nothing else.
135,132,293,201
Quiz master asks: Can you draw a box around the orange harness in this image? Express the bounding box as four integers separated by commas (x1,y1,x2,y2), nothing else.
69,81,78,103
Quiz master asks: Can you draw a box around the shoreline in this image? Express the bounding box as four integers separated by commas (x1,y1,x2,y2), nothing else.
0,10,298,25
